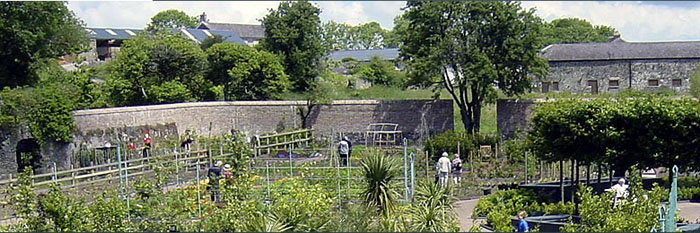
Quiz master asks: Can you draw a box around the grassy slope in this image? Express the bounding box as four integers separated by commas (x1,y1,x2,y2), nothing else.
281,86,498,134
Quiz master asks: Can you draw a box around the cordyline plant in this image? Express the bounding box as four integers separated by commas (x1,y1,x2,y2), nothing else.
360,152,400,216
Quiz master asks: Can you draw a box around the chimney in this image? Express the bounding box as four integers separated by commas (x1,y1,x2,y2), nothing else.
199,12,208,23
608,32,623,43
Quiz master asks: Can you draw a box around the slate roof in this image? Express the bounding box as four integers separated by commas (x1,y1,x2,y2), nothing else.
329,48,400,62
541,39,700,61
85,27,246,45
197,22,265,39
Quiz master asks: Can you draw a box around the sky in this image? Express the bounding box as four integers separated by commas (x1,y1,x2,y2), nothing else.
67,1,700,42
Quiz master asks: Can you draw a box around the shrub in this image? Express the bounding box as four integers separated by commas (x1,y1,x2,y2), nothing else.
350,56,406,87
424,130,499,161
691,65,700,98
472,189,540,218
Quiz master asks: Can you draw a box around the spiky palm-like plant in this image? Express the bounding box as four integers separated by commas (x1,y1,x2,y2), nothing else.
245,211,292,232
414,180,453,209
360,153,400,216
410,181,459,232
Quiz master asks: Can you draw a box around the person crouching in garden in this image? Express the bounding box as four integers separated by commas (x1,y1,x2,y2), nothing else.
452,154,463,185
516,211,529,232
437,152,451,187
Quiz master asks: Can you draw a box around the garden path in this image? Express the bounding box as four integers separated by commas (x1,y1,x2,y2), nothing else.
456,198,488,232
679,202,700,223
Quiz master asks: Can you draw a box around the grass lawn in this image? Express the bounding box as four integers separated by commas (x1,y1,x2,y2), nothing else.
282,86,498,135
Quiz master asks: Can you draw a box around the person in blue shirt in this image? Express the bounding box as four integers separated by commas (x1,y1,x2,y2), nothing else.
517,210,529,232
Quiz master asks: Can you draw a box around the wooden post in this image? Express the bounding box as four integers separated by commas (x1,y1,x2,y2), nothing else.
586,164,591,186
71,164,76,186
425,150,429,180
570,160,575,203
560,160,564,204
597,163,602,184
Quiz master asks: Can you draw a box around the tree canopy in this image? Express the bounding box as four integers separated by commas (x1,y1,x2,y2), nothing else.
400,1,548,134
108,33,213,106
260,1,326,91
0,2,89,89
146,9,198,31
527,97,700,177
321,21,392,50
206,43,290,100
540,18,617,45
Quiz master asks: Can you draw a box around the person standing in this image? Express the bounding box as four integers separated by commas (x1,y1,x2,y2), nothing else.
437,152,451,187
143,132,152,158
516,211,529,232
608,178,629,206
452,154,463,185
223,164,232,179
207,161,223,202
338,138,350,167
343,136,352,160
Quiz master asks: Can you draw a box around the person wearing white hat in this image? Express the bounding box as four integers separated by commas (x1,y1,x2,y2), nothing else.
609,178,629,206
437,152,452,187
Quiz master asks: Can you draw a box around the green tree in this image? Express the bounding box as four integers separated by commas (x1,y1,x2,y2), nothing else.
384,14,408,48
260,1,326,91
108,33,213,106
350,22,389,50
321,20,352,50
351,55,405,87
206,43,290,100
401,1,548,134
691,65,700,98
540,18,618,45
321,21,392,50
0,2,89,88
27,84,76,143
146,9,197,31
200,34,224,50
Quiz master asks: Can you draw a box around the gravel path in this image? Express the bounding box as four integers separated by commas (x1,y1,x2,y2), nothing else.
455,198,486,232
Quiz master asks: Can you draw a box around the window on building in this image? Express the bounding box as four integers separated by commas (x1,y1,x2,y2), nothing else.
552,82,560,91
608,79,620,92
648,79,659,87
541,82,550,93
672,79,682,87
609,80,619,87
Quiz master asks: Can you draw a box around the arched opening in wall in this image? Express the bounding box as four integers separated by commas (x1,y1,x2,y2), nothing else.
16,139,41,173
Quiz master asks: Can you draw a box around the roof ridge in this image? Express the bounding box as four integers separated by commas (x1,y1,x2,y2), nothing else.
206,22,262,26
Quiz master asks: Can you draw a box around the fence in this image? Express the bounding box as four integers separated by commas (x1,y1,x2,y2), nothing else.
253,129,313,156
0,142,241,223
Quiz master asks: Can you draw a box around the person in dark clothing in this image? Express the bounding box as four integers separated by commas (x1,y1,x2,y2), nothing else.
180,130,194,152
143,132,152,158
207,161,223,202
343,136,353,157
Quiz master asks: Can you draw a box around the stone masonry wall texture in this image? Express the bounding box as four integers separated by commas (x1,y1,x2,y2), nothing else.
0,100,453,175
539,59,700,94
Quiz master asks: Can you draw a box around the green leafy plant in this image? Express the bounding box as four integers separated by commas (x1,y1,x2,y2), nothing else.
360,152,400,216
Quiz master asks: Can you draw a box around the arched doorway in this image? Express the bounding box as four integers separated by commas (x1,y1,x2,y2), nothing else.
16,139,41,173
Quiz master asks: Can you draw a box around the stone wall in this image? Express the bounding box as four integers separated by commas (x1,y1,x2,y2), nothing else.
0,100,453,175
497,99,541,140
537,59,700,94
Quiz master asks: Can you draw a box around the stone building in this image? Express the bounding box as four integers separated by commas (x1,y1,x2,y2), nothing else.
328,48,401,89
84,27,247,62
196,12,264,46
538,36,700,94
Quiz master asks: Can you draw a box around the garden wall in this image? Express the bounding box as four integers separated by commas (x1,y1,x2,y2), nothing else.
497,98,543,140
0,100,453,175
